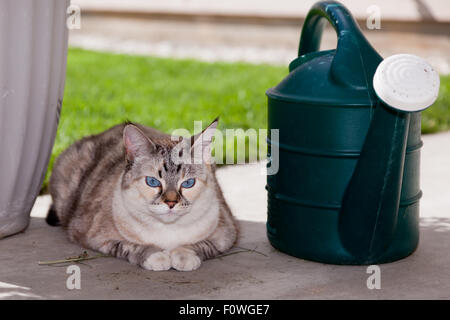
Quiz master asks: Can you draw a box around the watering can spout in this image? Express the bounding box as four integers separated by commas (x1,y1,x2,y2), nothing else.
338,54,439,262
338,106,410,261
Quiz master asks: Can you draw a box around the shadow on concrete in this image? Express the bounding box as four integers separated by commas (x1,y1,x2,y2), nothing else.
0,216,449,299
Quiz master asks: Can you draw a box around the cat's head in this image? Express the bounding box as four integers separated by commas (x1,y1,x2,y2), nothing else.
119,119,218,224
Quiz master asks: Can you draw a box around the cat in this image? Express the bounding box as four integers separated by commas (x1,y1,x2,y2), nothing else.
47,119,238,271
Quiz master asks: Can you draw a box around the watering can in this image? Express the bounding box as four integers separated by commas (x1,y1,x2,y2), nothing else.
266,1,439,264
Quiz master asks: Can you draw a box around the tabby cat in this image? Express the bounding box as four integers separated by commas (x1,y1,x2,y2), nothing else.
47,119,238,271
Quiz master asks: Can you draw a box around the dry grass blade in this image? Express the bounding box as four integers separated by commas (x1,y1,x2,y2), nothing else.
38,251,110,266
215,246,268,259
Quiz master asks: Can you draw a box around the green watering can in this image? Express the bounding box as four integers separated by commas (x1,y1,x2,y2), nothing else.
266,0,440,264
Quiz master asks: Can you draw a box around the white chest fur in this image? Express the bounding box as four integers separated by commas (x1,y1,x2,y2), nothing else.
112,181,220,250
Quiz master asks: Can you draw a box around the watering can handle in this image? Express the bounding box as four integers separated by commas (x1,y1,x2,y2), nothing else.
298,1,375,56
298,1,381,89
298,1,365,56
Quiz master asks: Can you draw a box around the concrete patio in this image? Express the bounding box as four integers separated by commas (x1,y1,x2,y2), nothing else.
0,131,449,300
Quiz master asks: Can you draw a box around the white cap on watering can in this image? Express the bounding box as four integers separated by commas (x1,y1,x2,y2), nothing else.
373,54,440,112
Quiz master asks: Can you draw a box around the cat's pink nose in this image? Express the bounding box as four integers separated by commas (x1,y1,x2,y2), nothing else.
165,200,177,209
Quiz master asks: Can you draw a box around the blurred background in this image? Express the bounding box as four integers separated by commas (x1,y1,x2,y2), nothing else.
43,0,450,190
70,0,450,71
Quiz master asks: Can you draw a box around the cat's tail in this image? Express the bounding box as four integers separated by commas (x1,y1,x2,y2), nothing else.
46,204,61,226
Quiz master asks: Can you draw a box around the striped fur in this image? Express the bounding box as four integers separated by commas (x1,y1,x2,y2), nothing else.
48,120,238,271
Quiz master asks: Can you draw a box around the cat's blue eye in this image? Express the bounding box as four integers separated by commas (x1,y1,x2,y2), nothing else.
145,176,161,188
181,178,195,189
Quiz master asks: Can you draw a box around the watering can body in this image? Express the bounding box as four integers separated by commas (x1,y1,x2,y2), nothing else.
266,1,422,264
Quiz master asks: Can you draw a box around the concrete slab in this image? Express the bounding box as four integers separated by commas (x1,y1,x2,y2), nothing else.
0,131,449,299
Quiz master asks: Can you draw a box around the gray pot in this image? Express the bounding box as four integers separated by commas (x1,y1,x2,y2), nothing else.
0,0,69,238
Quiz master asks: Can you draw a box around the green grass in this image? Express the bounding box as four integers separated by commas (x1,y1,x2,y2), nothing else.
422,74,450,134
42,48,450,191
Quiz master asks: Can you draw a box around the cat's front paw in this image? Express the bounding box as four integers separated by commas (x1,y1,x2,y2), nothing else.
141,251,171,271
170,247,201,271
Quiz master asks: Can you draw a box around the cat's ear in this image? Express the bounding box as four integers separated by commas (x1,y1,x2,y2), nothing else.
191,117,218,165
123,125,156,162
